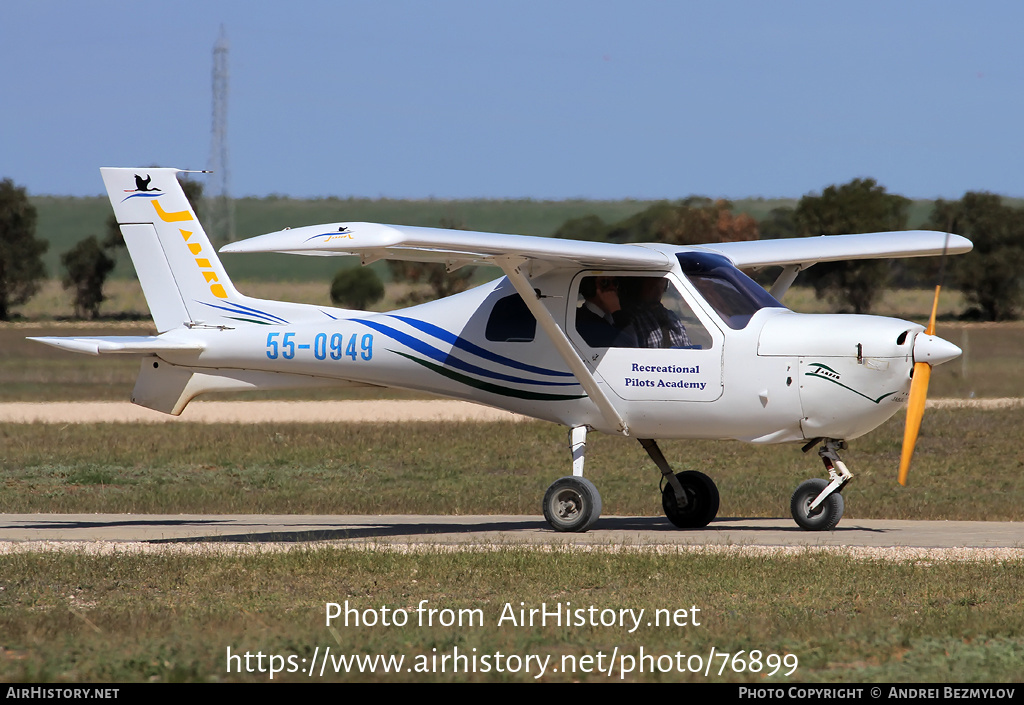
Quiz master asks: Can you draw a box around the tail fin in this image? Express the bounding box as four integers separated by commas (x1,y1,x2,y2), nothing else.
101,167,253,332
30,167,344,416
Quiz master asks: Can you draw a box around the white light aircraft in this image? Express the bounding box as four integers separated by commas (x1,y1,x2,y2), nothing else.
32,168,972,532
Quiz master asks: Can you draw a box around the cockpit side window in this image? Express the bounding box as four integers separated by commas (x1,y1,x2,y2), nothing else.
485,293,536,342
676,252,784,330
575,274,712,350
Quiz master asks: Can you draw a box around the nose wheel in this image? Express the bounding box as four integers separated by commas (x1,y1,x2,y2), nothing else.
791,439,851,531
791,478,845,531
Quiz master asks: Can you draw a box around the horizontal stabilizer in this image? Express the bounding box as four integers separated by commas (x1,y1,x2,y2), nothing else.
28,336,205,356
132,359,370,415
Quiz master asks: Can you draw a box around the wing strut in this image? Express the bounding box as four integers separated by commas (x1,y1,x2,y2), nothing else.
768,264,806,300
497,258,629,436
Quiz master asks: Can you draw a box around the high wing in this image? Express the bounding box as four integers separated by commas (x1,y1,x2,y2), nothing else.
697,230,972,269
220,222,971,271
220,222,673,269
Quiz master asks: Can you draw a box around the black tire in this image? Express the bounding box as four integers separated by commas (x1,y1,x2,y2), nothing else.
542,476,602,532
661,471,720,528
790,478,845,531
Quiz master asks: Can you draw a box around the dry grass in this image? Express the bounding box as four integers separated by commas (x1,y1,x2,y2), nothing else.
0,276,992,335
779,286,967,319
9,279,435,321
1,279,978,322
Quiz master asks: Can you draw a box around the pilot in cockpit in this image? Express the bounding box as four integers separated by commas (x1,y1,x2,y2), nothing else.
619,277,691,348
575,276,638,348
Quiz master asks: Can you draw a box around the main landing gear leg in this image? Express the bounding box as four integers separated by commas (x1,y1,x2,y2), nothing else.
542,426,602,533
790,438,851,531
639,438,720,529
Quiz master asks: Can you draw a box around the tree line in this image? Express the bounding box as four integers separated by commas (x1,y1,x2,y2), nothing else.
2,177,1022,320
550,179,1024,320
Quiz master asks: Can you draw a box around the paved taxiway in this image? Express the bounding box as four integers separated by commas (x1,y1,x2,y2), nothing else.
2,515,1022,553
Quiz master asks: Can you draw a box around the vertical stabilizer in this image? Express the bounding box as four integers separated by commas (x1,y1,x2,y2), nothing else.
101,167,244,332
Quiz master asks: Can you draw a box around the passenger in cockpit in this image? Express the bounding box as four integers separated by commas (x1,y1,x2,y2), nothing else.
620,277,691,348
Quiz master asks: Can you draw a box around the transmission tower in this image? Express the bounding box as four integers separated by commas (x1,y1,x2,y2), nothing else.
207,25,234,244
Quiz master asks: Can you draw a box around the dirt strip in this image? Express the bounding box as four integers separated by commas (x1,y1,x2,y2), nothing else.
925,397,1024,409
0,398,1019,424
1,540,1021,561
0,400,528,424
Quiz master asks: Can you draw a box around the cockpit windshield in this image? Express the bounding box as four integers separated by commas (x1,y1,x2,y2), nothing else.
676,252,785,330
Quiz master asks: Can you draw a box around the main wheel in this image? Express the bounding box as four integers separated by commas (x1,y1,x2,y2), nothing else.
542,476,602,532
790,478,844,531
662,470,720,528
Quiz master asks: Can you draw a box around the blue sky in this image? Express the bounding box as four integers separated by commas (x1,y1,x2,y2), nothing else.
3,1,1023,200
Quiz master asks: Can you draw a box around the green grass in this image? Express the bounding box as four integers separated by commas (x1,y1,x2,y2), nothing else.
1,550,1022,682
1,409,1022,519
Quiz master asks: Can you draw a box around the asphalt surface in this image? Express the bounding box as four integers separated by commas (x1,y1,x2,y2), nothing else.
2,514,1022,552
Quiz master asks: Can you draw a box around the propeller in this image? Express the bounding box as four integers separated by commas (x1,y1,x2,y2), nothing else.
897,235,960,485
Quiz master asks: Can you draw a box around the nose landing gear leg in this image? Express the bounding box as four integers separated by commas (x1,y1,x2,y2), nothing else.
791,438,851,531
